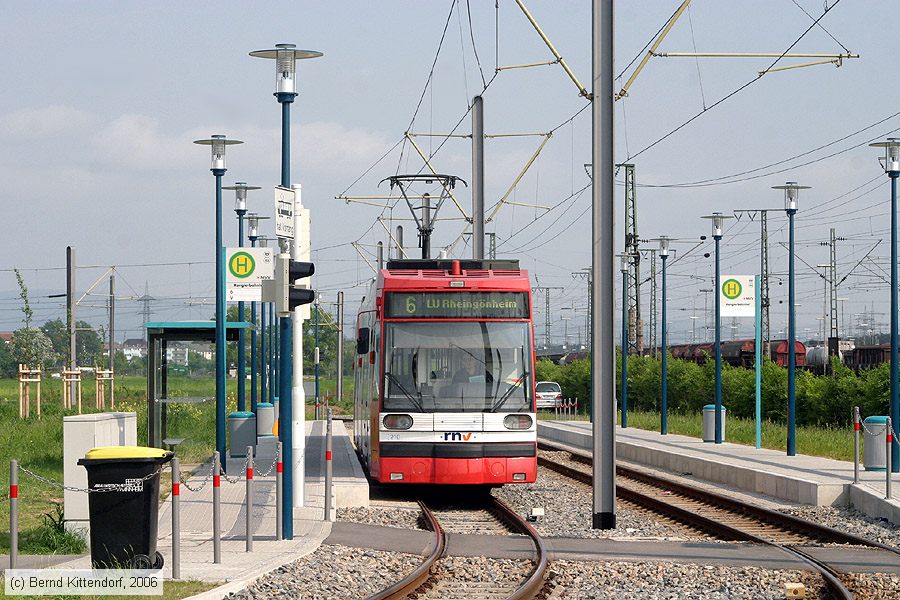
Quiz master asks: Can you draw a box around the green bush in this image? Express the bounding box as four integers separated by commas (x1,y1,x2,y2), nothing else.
544,353,892,428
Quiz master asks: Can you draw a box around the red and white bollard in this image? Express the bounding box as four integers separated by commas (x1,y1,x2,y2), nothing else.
172,456,180,579
276,441,283,541
887,416,893,500
325,410,334,522
10,460,18,569
246,446,254,552
213,452,221,564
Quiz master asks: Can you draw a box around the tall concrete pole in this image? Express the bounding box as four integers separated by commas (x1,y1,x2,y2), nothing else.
395,225,404,259
472,95,485,259
109,274,115,371
66,246,76,402
592,0,616,529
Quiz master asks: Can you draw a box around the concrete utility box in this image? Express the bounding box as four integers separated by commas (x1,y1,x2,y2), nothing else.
702,404,726,442
228,411,256,457
63,412,137,533
863,416,888,471
256,402,275,437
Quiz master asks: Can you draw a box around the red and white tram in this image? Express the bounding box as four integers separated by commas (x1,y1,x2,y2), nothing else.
353,258,537,485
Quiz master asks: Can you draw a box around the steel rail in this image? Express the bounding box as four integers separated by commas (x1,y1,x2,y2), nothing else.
365,500,444,600
490,496,550,600
538,452,856,599
543,439,900,555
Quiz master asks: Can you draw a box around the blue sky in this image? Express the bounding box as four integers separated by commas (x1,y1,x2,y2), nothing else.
0,1,894,346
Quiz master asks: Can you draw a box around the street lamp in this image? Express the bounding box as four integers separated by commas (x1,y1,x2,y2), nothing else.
773,181,810,456
246,212,269,414
256,236,276,408
702,212,733,443
251,43,322,540
224,183,261,414
619,253,632,428
870,137,900,471
652,236,674,434
194,135,243,463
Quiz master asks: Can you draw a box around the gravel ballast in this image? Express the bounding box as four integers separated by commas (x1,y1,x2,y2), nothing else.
549,561,827,599
494,454,713,540
337,504,423,530
224,544,421,599
779,505,900,550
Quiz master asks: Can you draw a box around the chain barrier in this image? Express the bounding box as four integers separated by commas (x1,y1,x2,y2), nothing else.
180,458,216,493
17,464,163,494
855,413,900,442
255,445,281,478
222,455,250,484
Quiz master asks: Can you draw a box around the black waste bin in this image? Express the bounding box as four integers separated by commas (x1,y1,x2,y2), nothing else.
78,446,173,569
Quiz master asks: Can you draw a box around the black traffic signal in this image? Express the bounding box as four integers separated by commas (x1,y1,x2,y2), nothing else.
275,255,315,316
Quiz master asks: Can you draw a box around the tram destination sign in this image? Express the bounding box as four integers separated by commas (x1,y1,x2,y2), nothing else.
385,292,529,319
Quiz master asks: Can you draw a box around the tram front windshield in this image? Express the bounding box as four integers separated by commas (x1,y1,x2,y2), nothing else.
383,321,532,413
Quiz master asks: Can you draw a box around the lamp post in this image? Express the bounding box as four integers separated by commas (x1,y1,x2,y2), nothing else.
870,138,900,471
224,183,261,413
702,212,733,444
246,213,269,414
653,236,673,434
619,253,631,428
251,43,322,540
256,235,273,409
773,182,809,456
194,135,243,464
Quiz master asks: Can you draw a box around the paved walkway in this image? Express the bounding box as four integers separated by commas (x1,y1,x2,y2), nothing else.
47,422,355,597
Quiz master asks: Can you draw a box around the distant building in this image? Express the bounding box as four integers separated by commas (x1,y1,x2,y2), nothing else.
186,342,213,361
122,338,146,360
0,332,13,344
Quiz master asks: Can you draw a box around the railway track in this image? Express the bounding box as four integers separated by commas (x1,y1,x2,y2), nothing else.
367,495,549,600
539,441,900,600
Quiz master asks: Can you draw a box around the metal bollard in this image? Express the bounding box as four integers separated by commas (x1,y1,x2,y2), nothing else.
246,446,254,552
853,406,860,484
324,409,334,522
213,452,221,564
276,441,283,540
10,460,18,569
171,456,180,580
887,417,893,500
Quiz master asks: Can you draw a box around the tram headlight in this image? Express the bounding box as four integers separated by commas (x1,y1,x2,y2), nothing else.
503,414,533,430
383,414,414,430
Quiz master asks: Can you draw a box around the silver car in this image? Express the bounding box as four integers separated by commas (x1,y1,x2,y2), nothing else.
535,381,562,409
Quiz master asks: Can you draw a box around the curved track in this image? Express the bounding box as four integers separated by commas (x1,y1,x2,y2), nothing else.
539,441,900,599
367,495,548,600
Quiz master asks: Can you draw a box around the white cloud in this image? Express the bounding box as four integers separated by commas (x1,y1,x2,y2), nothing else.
0,105,94,138
297,121,392,176
90,114,196,171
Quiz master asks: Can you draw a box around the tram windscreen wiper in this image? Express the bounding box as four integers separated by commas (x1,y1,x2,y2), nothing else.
488,371,528,413
384,371,425,412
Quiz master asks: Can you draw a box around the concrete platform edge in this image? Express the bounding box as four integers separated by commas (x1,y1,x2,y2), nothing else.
182,520,332,600
538,421,900,525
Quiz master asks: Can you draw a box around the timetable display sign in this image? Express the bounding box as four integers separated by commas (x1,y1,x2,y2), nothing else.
385,292,529,319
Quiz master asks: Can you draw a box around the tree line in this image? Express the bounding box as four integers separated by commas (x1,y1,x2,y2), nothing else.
536,353,891,426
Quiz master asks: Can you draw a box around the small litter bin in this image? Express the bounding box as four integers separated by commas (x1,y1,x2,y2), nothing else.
863,416,888,471
77,446,173,569
702,404,726,442
228,411,257,457
257,402,275,437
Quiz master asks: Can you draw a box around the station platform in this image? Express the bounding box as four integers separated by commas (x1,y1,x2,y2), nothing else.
50,418,368,595
539,420,900,525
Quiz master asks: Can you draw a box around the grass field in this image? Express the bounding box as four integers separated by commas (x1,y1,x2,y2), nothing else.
538,409,855,461
0,373,353,555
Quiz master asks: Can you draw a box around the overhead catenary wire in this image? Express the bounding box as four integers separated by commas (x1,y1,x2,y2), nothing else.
628,0,844,162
